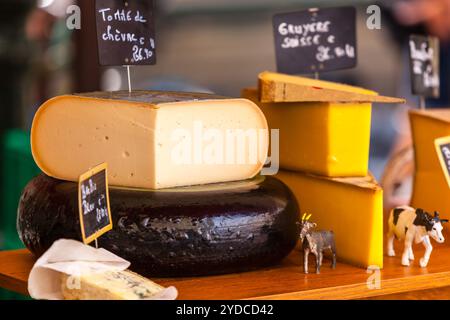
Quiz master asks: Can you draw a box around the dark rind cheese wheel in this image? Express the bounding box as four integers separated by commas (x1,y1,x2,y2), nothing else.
18,174,300,277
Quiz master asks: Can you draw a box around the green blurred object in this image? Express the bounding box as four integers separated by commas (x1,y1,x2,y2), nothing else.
0,288,30,301
0,129,41,250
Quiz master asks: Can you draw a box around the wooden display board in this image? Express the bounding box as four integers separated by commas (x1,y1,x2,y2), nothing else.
2,238,450,299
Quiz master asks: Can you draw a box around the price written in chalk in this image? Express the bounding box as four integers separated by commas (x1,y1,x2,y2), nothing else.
95,0,156,66
435,136,450,189
409,35,440,98
273,6,357,74
78,163,113,244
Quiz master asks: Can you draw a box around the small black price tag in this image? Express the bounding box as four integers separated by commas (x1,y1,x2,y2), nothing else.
272,6,356,75
435,136,450,189
95,0,156,66
78,163,113,244
409,35,440,98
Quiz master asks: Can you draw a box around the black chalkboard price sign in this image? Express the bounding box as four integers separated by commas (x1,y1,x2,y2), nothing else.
272,6,357,75
435,136,450,189
78,163,113,244
95,0,156,66
409,35,440,98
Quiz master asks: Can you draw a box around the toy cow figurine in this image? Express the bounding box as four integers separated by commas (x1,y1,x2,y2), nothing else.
297,213,336,274
387,206,448,267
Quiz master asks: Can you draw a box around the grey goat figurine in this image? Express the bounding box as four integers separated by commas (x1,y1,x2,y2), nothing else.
297,213,337,274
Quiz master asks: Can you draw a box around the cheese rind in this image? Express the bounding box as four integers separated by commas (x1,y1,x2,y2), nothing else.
31,91,269,189
242,88,371,177
18,174,300,277
61,270,165,300
410,110,450,219
258,71,405,103
276,170,383,268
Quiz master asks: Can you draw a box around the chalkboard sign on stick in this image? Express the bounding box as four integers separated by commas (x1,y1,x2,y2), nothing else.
273,6,357,75
409,35,440,98
95,0,156,66
435,136,450,189
78,163,113,244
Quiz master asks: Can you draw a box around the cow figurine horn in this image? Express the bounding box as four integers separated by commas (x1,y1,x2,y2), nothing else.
301,213,307,222
305,213,312,221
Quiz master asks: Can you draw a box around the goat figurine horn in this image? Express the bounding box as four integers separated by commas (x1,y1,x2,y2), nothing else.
301,213,307,222
306,213,312,221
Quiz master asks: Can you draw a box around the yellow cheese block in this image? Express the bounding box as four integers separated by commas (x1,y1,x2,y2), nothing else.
242,88,371,177
61,270,166,300
276,170,383,268
410,109,450,219
259,71,405,104
31,91,268,189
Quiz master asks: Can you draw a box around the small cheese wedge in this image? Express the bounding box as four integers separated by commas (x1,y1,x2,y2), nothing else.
259,71,405,103
61,270,167,300
276,170,383,268
243,88,372,177
410,109,450,219
31,91,268,189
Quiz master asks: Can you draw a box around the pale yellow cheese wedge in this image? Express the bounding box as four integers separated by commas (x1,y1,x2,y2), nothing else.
410,109,450,219
61,270,165,300
259,71,405,103
277,170,383,268
31,91,268,189
242,88,371,177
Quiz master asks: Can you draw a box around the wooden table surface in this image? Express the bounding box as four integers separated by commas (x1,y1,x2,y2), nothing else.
1,240,450,299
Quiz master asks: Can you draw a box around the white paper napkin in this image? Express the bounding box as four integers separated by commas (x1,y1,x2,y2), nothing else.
28,239,178,300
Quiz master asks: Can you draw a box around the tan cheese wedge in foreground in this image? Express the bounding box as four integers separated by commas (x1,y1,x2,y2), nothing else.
410,109,450,220
277,170,383,268
243,88,372,177
61,270,170,300
258,71,405,103
31,91,269,189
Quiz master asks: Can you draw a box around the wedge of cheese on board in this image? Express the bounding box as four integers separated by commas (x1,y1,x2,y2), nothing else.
244,73,404,177
61,270,168,300
258,71,405,103
276,170,383,268
31,91,268,189
410,109,450,220
243,88,372,177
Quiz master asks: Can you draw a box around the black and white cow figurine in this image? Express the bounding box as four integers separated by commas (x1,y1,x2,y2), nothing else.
387,206,448,267
297,214,337,274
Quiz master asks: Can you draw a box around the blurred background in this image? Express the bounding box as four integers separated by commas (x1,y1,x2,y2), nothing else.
0,0,449,297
